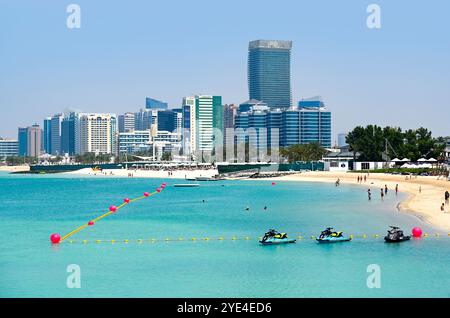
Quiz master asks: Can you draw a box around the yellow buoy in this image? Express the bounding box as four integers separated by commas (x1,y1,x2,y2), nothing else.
231,236,237,240
191,237,197,241
95,240,101,243
111,239,116,243
82,240,88,244
124,239,129,243
218,237,224,240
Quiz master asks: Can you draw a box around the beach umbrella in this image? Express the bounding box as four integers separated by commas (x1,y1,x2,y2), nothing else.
428,158,437,162
401,163,409,168
417,158,427,162
401,158,411,162
391,158,401,162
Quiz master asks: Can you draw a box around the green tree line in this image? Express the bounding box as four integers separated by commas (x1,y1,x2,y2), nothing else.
346,125,446,161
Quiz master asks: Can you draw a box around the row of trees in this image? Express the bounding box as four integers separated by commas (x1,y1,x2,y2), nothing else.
280,143,327,163
74,153,113,164
346,126,446,162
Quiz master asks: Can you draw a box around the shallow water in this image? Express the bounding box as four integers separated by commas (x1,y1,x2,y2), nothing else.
0,173,448,297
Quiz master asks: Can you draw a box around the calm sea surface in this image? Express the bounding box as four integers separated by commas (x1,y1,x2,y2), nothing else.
0,172,448,297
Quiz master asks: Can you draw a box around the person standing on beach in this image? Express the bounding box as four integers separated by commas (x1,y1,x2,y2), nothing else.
445,191,449,204
364,175,367,182
395,184,399,195
384,185,388,195
419,186,422,193
367,189,371,200
380,188,384,200
441,203,445,212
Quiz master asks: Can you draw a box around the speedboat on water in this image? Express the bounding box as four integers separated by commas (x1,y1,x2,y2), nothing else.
259,229,296,245
384,226,411,243
316,227,351,243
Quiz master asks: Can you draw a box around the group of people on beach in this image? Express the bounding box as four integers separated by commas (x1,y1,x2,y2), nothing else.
441,191,450,212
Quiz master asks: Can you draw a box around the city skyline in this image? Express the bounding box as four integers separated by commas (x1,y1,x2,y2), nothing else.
1,0,449,139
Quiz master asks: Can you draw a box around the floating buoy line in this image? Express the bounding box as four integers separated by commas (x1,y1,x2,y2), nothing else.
50,182,167,244
59,233,450,245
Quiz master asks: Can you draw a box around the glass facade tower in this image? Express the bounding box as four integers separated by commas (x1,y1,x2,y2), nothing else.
248,40,292,109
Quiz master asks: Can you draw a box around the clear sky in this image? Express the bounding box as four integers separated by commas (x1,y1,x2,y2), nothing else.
1,0,449,141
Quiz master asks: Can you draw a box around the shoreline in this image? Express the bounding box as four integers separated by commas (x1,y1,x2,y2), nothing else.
265,171,450,232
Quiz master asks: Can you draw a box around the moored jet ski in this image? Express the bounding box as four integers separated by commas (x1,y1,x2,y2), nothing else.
384,226,411,243
316,227,351,243
259,229,296,245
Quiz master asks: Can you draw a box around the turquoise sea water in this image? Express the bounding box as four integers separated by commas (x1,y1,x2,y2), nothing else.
0,172,449,298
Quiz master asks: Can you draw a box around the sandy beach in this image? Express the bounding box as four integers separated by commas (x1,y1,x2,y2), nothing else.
0,165,30,172
268,171,450,232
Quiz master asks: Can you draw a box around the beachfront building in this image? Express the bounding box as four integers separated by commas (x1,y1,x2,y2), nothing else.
145,97,168,110
194,95,223,154
43,117,52,154
298,97,332,148
118,130,151,154
118,112,136,133
76,113,117,155
248,40,292,109
0,139,19,158
50,113,63,155
61,112,77,156
152,131,182,160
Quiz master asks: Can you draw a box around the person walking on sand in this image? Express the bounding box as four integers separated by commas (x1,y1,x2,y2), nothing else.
364,175,367,182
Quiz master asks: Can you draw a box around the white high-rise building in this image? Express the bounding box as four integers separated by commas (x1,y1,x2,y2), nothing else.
50,113,63,155
76,113,117,155
182,96,196,154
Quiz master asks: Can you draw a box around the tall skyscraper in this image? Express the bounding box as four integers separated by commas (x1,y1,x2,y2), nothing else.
157,110,176,132
337,133,348,148
61,112,77,155
134,109,157,131
77,113,117,155
18,127,28,156
195,95,223,153
118,112,136,133
145,97,168,110
50,113,63,155
298,97,332,148
248,40,292,109
27,125,42,157
43,118,52,154
182,96,196,155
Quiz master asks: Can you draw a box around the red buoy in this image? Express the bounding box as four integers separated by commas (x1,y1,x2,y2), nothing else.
144,192,149,197
156,188,161,193
124,198,130,204
109,205,117,213
50,233,61,244
88,221,94,226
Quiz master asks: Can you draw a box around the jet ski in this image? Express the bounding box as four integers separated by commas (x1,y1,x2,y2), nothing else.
316,227,351,243
384,226,411,243
259,229,296,245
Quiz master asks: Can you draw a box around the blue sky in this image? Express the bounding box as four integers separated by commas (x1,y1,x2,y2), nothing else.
1,0,449,141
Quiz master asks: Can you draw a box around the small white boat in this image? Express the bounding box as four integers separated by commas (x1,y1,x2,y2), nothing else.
174,184,200,187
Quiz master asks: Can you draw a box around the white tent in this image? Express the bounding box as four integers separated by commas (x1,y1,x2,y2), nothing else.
417,158,427,162
401,163,410,168
428,158,437,162
401,158,411,162
391,158,401,162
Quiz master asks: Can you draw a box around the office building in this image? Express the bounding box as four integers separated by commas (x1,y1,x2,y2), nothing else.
195,95,223,152
27,125,42,157
61,112,77,155
0,139,19,157
248,40,292,109
118,112,135,133
145,97,168,110
43,118,52,154
298,97,332,148
118,130,151,154
134,109,157,131
182,96,196,155
338,133,348,148
50,113,63,155
18,127,28,156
